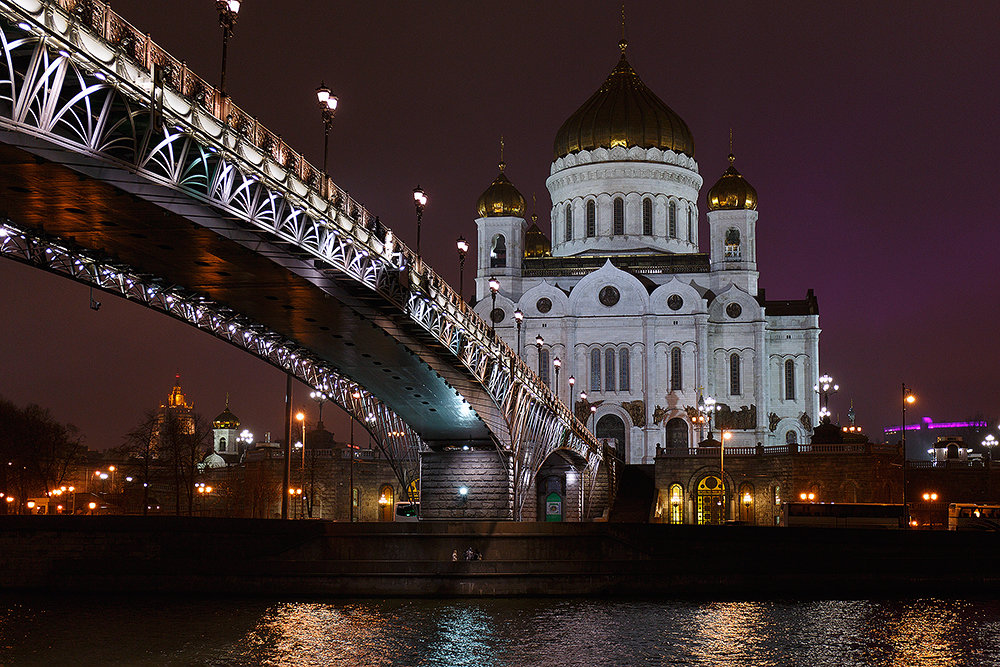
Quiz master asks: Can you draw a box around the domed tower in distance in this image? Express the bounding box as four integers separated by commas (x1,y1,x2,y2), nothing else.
475,149,527,301
212,397,240,457
707,152,759,293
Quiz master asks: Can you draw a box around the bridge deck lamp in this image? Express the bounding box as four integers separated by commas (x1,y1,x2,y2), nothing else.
513,309,523,355
413,186,427,255
568,375,575,395
553,356,561,393
535,334,544,379
456,237,469,300
315,82,339,182
589,404,597,430
488,277,500,331
215,0,242,97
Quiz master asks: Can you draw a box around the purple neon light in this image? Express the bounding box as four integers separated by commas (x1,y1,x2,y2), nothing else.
884,418,989,434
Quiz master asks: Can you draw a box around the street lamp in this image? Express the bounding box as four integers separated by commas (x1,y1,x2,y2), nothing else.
590,405,597,431
553,356,561,395
457,237,469,301
983,434,998,461
215,0,241,97
488,277,500,331
310,390,327,425
295,411,306,518
535,334,544,380
350,389,361,522
899,383,916,519
814,373,839,421
698,395,721,442
568,375,575,398
513,309,523,356
315,82,339,183
413,186,427,255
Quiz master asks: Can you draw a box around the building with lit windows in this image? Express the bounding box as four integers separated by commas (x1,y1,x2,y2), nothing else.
473,40,820,465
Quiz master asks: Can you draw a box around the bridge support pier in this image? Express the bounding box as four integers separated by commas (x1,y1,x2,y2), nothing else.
419,450,513,520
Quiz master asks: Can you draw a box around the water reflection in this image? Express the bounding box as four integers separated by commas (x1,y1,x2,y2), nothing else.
1,595,999,666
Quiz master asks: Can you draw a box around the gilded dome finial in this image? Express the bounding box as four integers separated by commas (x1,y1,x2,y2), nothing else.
531,194,538,223
499,135,505,172
619,3,628,53
729,128,735,163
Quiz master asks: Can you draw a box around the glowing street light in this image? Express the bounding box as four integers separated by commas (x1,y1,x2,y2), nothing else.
814,373,839,421
983,433,998,461
901,383,916,514
457,237,469,300
215,0,242,96
413,186,428,255
315,82,339,181
488,277,501,331
513,309,524,355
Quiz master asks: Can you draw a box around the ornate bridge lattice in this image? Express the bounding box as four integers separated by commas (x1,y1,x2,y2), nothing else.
0,0,614,518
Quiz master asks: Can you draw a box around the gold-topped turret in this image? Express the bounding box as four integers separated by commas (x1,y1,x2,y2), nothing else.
707,153,758,211
476,138,527,217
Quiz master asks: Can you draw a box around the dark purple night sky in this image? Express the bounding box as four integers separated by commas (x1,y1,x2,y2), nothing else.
2,1,997,449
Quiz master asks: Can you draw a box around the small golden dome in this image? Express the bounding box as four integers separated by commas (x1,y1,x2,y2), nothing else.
213,406,240,430
476,163,526,218
553,53,695,160
524,219,551,258
707,154,757,211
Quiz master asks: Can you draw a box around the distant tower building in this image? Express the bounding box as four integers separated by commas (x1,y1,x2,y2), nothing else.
154,373,195,454
212,396,240,456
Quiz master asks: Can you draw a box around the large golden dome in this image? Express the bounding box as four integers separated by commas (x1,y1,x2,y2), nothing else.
707,154,758,211
476,163,527,218
553,50,695,160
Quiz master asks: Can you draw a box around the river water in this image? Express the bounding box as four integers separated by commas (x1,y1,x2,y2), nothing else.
1,595,999,666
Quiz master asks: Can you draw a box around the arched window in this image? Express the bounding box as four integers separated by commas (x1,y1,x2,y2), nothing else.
586,201,596,238
785,430,798,445
665,418,687,450
613,197,624,236
605,349,616,392
730,353,741,395
218,437,226,453
724,228,741,260
564,204,572,242
539,348,550,387
619,348,630,391
668,201,677,238
490,234,507,267
642,198,653,235
596,414,627,462
668,483,684,524
590,348,602,392
687,206,693,241
738,483,755,524
670,347,682,391
784,359,796,400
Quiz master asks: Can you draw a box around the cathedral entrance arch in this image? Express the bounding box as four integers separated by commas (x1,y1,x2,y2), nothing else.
697,476,725,525
665,418,688,450
596,414,627,462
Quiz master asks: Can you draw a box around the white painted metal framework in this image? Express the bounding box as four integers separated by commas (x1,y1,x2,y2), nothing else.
0,0,615,518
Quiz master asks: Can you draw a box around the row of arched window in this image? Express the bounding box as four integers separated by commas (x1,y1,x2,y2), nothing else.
562,198,694,242
589,347,631,392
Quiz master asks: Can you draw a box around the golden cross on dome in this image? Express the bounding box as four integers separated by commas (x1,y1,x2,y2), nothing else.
729,128,735,163
499,135,505,171
619,3,628,53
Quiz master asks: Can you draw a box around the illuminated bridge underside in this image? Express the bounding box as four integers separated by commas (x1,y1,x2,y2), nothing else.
0,0,614,518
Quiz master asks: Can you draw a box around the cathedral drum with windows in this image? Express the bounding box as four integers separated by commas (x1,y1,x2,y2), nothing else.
472,41,820,464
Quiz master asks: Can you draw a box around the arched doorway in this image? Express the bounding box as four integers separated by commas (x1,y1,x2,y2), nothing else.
668,483,684,524
596,414,627,463
665,418,688,450
697,476,725,525
378,485,394,522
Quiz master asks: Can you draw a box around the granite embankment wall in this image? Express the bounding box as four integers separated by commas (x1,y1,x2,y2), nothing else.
1,516,998,597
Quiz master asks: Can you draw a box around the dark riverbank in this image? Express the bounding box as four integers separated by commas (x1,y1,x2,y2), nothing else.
1,516,998,597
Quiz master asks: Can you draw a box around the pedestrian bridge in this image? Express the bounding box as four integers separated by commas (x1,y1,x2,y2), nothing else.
0,0,614,520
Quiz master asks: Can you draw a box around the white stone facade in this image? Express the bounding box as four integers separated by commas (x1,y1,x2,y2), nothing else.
473,150,821,464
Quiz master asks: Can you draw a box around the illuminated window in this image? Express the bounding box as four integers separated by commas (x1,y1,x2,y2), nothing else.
669,484,683,524
668,201,677,238
730,353,741,395
605,349,616,392
590,348,601,391
724,228,741,260
564,204,572,242
670,347,682,391
739,483,755,524
784,359,795,400
613,197,624,236
642,198,653,235
619,348,630,392
490,234,507,267
586,201,596,237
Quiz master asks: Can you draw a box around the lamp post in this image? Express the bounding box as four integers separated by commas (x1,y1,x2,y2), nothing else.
215,0,241,97
814,373,839,421
295,410,306,519
315,83,338,186
535,334,544,381
413,186,427,255
309,390,328,426
590,405,597,431
350,390,361,522
699,395,721,442
983,434,998,461
901,383,916,519
720,430,732,523
553,356,561,396
456,237,469,301
488,277,500,332
513,309,523,356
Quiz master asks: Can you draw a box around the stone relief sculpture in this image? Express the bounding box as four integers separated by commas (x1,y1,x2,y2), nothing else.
716,404,757,430
621,400,646,427
769,412,780,432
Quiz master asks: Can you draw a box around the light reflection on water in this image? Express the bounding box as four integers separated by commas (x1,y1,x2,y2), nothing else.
1,596,999,666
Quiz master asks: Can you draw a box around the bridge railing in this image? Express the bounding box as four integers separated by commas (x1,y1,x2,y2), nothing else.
52,0,372,229
23,0,604,462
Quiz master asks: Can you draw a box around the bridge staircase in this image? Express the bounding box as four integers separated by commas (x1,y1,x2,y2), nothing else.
607,464,656,523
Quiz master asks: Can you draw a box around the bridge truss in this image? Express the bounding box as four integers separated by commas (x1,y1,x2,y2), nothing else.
0,0,615,518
